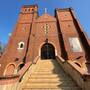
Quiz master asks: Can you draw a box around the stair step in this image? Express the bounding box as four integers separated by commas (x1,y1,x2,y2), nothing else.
20,59,80,90
28,77,72,81
24,82,77,88
34,70,64,73
29,77,72,81
32,72,67,75
27,79,75,84
30,74,70,79
22,87,81,90
30,74,67,77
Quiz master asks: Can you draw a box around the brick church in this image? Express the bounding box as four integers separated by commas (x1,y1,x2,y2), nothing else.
0,5,90,90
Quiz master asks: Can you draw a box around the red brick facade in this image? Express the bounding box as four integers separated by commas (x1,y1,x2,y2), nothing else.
0,5,90,77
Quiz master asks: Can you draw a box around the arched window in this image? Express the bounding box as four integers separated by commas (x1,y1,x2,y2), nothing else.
28,8,30,12
75,62,81,68
3,64,15,76
25,9,27,12
31,8,34,12
17,63,24,72
20,43,24,48
17,42,25,50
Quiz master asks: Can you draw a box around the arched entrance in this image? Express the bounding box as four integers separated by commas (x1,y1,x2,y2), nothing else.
41,43,55,59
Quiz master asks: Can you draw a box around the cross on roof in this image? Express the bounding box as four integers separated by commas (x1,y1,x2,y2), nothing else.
45,8,47,13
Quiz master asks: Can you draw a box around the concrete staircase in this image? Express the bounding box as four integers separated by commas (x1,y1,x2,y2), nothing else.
21,59,81,90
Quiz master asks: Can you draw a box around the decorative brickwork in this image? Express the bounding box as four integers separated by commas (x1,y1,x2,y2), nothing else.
0,5,90,79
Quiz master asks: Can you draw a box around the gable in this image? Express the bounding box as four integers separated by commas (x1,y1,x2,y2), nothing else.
35,13,56,22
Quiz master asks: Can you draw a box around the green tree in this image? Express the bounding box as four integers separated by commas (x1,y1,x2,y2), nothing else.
0,42,3,54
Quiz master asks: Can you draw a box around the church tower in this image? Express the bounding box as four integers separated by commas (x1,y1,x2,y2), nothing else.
56,8,90,61
0,5,38,76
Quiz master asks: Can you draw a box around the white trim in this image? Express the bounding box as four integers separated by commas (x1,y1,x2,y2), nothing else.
17,42,25,50
69,37,83,52
3,64,16,76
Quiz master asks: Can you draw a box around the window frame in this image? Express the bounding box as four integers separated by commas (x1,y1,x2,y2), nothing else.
17,42,25,50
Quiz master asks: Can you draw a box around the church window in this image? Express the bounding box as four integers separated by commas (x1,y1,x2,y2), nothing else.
69,37,83,52
24,8,29,13
20,43,24,48
28,8,30,11
3,64,16,76
31,8,34,11
17,63,24,72
75,62,81,67
17,42,25,50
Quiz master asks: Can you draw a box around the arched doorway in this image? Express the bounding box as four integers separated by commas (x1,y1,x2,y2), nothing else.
41,43,55,59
